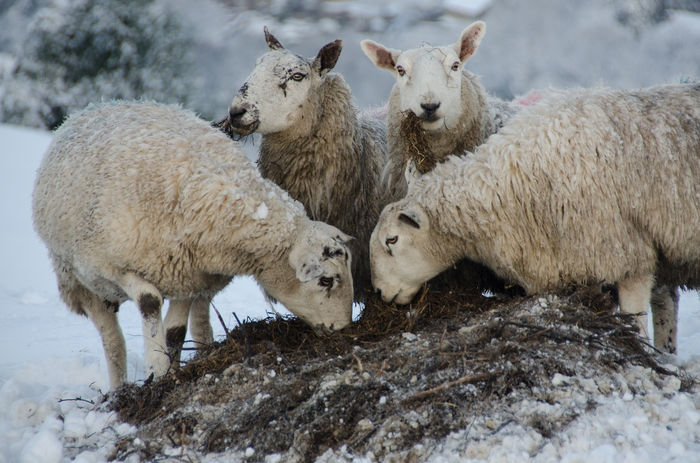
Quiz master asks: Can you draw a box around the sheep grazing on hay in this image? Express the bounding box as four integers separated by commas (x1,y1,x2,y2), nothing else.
362,21,525,297
33,102,354,389
370,83,700,354
361,21,519,200
224,27,389,301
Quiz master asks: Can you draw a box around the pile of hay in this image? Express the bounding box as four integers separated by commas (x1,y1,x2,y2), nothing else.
108,284,680,462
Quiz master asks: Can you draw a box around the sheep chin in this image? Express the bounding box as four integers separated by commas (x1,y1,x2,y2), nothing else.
230,120,260,137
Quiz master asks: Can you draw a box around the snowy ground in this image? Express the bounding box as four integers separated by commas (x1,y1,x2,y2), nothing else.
1,0,700,461
1,122,699,463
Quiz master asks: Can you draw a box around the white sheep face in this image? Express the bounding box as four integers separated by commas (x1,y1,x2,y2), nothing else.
369,202,446,304
266,220,354,333
228,27,342,136
361,21,486,131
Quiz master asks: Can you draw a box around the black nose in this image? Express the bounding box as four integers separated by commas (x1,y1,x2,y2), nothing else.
228,107,246,126
420,102,440,117
375,288,382,298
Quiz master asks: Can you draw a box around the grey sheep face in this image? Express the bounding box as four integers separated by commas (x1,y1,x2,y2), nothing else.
228,26,342,136
263,220,354,333
370,201,446,304
361,21,485,131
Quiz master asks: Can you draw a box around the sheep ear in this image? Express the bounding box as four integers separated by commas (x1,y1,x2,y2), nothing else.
453,21,486,63
264,26,284,50
360,39,400,72
397,206,427,231
313,39,343,76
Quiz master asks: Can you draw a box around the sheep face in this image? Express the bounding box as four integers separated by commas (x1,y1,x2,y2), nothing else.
361,21,485,131
228,27,342,136
370,202,446,304
262,220,354,333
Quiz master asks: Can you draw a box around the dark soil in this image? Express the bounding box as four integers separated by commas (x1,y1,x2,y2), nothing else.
109,284,675,462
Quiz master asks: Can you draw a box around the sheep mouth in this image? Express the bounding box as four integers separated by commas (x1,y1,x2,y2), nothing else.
419,113,441,124
229,119,260,136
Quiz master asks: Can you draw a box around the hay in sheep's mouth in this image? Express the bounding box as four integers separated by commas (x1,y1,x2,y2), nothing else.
212,116,258,140
398,110,439,174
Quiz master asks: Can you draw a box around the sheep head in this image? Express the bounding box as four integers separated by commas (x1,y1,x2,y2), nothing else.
370,200,447,304
260,219,354,334
228,26,342,136
361,21,485,132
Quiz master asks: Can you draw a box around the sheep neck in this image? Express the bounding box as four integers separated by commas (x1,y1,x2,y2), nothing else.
257,73,367,230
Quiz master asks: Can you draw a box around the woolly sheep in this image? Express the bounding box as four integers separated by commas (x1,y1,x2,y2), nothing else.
226,27,388,300
33,102,354,389
361,21,518,200
370,84,700,353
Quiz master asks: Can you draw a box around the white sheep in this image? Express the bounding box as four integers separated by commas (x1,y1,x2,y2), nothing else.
32,101,354,389
226,27,388,301
370,84,700,353
361,21,518,200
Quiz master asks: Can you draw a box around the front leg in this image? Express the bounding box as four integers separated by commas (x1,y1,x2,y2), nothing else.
617,273,654,342
117,272,169,379
164,299,190,369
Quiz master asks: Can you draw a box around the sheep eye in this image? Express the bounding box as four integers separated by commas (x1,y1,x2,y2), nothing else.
396,65,405,77
291,72,305,81
386,236,398,245
451,62,460,71
319,276,334,288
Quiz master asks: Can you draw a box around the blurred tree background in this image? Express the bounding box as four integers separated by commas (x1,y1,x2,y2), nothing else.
0,0,698,132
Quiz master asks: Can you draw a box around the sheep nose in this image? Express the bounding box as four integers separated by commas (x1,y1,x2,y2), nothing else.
420,102,441,116
228,107,247,127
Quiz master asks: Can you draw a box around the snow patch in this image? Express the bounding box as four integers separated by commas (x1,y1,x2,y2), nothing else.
253,202,269,220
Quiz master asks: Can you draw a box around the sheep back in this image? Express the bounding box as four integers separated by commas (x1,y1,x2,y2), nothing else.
418,84,700,292
33,101,305,302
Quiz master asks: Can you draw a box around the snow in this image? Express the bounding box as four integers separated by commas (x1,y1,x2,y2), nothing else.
2,124,698,461
253,201,269,220
0,0,699,461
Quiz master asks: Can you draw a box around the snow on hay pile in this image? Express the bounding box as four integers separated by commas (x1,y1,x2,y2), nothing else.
104,287,688,462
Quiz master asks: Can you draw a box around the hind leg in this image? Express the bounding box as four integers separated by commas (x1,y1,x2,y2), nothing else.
189,296,214,347
55,263,126,389
651,285,679,354
617,273,653,342
117,272,169,379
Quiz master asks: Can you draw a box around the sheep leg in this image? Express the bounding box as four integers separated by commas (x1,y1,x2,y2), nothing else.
164,299,190,369
650,285,679,354
188,296,214,348
54,262,126,388
617,274,654,342
86,304,127,390
117,272,169,380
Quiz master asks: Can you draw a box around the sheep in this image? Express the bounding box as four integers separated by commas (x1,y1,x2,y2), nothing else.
369,83,700,353
32,101,354,389
225,27,388,301
361,21,519,200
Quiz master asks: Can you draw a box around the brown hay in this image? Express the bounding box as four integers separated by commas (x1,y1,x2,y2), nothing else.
108,285,682,461
211,116,242,141
399,111,441,173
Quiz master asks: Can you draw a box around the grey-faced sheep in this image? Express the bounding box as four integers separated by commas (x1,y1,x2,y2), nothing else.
370,84,700,353
225,27,388,301
32,102,354,389
361,21,518,200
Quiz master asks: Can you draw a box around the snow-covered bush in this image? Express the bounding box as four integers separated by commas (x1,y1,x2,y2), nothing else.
0,0,196,129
